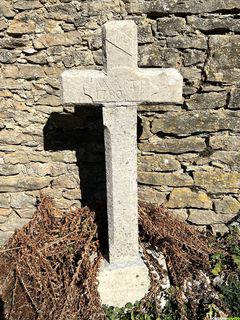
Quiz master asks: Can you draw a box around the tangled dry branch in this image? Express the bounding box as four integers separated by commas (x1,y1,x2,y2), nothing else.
0,196,214,320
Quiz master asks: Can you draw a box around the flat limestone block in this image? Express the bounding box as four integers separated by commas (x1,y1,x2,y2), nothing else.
98,259,150,307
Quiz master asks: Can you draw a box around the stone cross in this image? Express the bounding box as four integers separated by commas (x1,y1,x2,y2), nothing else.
61,20,182,305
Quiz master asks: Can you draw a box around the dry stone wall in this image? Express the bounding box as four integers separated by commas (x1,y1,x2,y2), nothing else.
0,0,240,243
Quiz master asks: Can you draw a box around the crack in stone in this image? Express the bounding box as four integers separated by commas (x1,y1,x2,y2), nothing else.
106,39,132,57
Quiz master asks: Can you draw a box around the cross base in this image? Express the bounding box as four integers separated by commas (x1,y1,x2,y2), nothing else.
98,258,150,307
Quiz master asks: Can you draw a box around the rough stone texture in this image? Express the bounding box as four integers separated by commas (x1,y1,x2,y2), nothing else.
214,196,240,214
138,172,193,187
138,155,180,172
188,209,237,225
1,0,240,243
167,188,212,209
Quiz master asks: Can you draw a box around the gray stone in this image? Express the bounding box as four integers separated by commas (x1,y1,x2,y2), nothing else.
0,194,9,208
210,151,240,171
0,176,51,192
0,50,19,64
214,196,240,214
0,1,15,18
10,192,35,209
194,170,240,193
52,174,79,189
7,13,36,35
3,64,45,80
186,92,226,110
143,0,240,14
138,24,154,44
34,31,82,49
157,17,186,36
187,15,240,33
138,187,166,204
139,45,181,68
138,172,193,187
229,87,240,109
0,164,22,176
211,224,229,235
205,35,240,83
183,49,206,67
167,188,212,209
139,136,206,153
188,209,237,225
0,37,29,49
170,209,188,221
209,135,240,151
13,0,42,10
61,20,182,306
138,155,180,172
151,110,240,135
167,35,207,50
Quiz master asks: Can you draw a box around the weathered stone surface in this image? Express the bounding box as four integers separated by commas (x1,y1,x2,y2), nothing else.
52,174,79,189
138,187,166,204
13,0,42,10
186,92,226,110
187,15,240,33
0,194,9,208
0,37,29,49
34,31,82,49
46,3,77,22
0,164,22,176
138,24,154,44
143,0,240,14
214,196,240,214
167,188,212,209
7,13,36,35
188,209,237,225
139,45,181,68
229,87,240,109
167,35,207,50
170,209,188,221
16,208,35,219
157,17,186,36
139,136,206,154
211,224,229,235
205,35,240,83
210,151,240,171
37,95,61,106
0,50,19,64
3,64,45,80
0,211,29,232
0,176,51,192
0,79,32,90
138,155,180,172
151,110,240,135
0,1,15,18
138,172,193,187
63,189,81,200
183,49,206,67
10,192,35,209
0,19,7,31
194,170,240,193
209,135,240,151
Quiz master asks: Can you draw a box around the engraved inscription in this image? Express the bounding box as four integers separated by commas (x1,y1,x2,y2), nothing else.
83,77,144,102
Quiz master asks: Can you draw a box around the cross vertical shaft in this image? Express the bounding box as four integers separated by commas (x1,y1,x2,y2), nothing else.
103,105,138,264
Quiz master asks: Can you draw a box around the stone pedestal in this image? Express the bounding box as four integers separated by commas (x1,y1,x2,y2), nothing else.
98,259,150,307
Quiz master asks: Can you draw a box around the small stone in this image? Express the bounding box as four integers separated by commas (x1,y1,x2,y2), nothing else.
0,19,7,31
0,37,29,49
194,170,240,193
13,0,42,10
214,196,240,214
139,136,206,154
170,209,188,221
187,15,239,33
205,35,240,83
3,64,45,80
74,49,94,66
186,92,226,110
167,188,212,209
211,224,229,235
37,95,61,106
0,164,22,176
52,174,79,189
210,151,240,171
10,192,35,209
0,211,29,232
138,155,180,172
229,87,240,109
0,1,15,18
0,194,10,208
15,208,35,219
7,13,36,35
34,31,82,49
62,189,81,200
183,49,206,67
138,24,154,43
0,208,11,217
157,17,186,36
167,34,207,50
138,187,166,204
188,209,236,225
151,110,240,135
138,172,193,187
209,135,240,151
139,45,181,68
0,176,51,192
